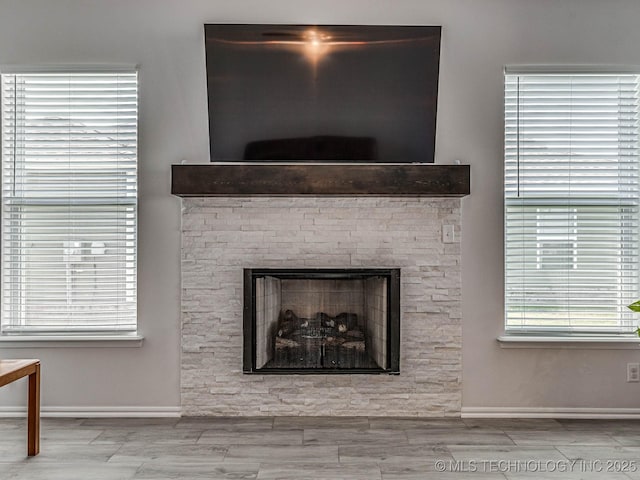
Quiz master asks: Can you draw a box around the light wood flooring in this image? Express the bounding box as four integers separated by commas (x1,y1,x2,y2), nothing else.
2,417,640,479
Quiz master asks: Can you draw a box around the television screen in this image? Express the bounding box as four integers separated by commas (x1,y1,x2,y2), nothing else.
205,24,441,163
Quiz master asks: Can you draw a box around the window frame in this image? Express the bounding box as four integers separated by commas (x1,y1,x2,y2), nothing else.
0,65,140,338
503,65,640,338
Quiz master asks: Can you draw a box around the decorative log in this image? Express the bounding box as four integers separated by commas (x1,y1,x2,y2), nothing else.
347,330,364,339
275,337,300,349
277,309,299,337
341,341,366,352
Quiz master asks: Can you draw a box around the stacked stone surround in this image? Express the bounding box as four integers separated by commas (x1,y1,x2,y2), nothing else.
181,197,462,416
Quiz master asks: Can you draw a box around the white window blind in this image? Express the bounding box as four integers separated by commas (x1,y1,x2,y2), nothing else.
505,72,640,334
1,71,137,334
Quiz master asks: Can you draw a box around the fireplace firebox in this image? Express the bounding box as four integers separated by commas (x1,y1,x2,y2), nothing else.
243,268,400,374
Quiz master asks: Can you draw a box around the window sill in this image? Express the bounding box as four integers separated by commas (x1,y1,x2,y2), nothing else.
0,334,144,348
498,335,640,350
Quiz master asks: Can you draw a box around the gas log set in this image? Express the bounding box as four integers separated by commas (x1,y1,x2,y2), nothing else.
270,310,371,369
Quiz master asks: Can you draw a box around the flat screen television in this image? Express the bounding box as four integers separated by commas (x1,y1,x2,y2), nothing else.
205,24,441,163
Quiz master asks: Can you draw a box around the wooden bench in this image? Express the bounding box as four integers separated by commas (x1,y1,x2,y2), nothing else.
0,359,40,456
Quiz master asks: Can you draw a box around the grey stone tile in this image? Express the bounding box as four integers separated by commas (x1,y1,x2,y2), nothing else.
380,462,442,476
304,428,408,446
380,463,507,480
611,434,640,446
339,444,451,464
0,418,89,439
225,445,339,463
13,463,140,480
273,416,369,430
0,418,26,430
198,429,302,446
177,417,274,431
41,428,104,442
257,462,382,480
557,420,640,433
369,417,466,430
620,464,640,479
81,418,179,428
0,440,27,461
41,418,87,428
109,442,227,464
133,462,259,479
92,427,203,444
5,416,640,480
505,430,618,446
0,429,28,441
448,445,567,463
463,419,565,431
556,445,640,461
505,471,630,480
0,462,21,480
407,428,515,446
0,440,122,463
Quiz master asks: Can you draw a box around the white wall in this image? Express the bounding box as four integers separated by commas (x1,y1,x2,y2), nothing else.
1,0,639,412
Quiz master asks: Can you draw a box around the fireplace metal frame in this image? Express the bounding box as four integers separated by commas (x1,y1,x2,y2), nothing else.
243,268,400,375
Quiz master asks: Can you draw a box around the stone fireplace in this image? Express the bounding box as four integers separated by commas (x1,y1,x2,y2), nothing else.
176,21,466,416
180,196,462,416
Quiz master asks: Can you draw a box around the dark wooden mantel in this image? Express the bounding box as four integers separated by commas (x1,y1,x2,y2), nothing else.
171,163,470,197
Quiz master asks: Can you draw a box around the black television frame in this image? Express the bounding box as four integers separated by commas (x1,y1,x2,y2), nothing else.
204,24,442,164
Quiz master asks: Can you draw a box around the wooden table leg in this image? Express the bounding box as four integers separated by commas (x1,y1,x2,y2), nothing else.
27,363,40,456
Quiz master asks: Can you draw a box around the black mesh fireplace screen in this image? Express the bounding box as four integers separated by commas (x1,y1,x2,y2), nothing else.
243,268,400,374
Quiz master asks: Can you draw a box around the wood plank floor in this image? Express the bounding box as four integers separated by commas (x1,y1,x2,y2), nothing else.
1,417,640,479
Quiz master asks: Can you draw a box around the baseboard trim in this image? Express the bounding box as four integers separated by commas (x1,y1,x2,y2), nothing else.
0,406,181,418
3,406,637,419
462,407,640,419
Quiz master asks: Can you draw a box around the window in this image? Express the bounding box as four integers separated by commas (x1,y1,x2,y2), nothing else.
505,69,640,334
1,69,137,334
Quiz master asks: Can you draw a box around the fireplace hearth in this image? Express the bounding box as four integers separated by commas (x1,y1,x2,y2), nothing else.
243,268,400,374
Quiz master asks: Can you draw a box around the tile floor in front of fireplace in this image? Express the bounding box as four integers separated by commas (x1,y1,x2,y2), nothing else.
1,417,640,479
